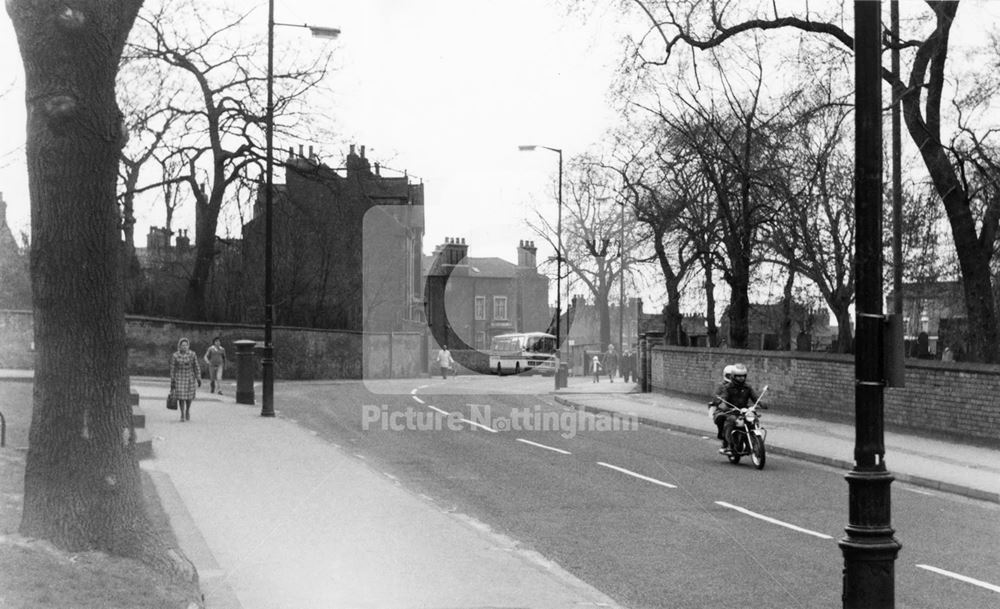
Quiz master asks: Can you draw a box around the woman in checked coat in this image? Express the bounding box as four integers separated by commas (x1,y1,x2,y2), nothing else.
170,337,201,421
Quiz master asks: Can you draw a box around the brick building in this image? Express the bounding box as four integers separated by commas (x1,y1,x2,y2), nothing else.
242,145,425,331
423,238,549,352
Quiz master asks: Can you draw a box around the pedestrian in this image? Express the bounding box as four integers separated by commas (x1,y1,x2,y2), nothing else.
203,336,227,394
604,344,619,383
591,355,602,383
621,349,632,382
170,337,201,422
437,344,453,379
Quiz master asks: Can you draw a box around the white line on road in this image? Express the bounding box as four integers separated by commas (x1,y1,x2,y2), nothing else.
516,438,571,455
714,501,832,540
596,462,677,489
459,418,498,433
916,565,1000,594
412,396,425,404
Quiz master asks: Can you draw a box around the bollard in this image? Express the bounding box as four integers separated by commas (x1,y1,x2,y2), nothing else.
234,340,257,405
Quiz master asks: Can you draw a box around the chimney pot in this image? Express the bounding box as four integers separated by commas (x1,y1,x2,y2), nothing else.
360,145,366,158
350,144,355,155
298,144,304,157
309,145,314,158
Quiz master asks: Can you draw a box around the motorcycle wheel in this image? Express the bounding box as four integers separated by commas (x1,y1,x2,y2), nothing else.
749,434,766,470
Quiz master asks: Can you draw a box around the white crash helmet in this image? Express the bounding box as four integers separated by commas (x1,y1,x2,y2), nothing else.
731,363,748,384
723,364,735,382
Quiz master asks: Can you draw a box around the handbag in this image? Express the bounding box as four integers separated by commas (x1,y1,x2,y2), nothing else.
166,392,178,410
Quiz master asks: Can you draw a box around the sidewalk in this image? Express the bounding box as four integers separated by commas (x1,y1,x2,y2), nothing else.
553,379,1000,504
134,378,625,609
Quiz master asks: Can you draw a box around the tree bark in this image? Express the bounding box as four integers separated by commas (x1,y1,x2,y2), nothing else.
7,1,194,580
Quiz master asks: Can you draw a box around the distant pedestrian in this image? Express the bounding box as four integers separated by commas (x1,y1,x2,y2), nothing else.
437,345,453,379
591,355,602,383
203,336,227,394
941,346,954,362
621,349,632,382
604,344,619,383
170,337,201,422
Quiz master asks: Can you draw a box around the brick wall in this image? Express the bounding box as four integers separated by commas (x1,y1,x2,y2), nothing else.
0,310,428,380
651,345,1000,445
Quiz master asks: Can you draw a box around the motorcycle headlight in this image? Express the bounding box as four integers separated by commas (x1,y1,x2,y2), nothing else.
745,411,756,423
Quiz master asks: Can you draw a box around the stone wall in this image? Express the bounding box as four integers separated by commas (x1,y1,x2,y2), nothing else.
0,310,427,380
650,345,1000,445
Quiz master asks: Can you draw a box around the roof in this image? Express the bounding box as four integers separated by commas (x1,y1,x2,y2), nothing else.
422,255,519,279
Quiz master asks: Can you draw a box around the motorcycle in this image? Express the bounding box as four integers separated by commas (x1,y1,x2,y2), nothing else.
715,385,768,470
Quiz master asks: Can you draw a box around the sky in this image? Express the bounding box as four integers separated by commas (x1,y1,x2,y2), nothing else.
0,0,629,268
3,1,999,315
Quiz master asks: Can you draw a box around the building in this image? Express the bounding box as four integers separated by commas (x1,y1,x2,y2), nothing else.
242,145,425,331
423,238,549,354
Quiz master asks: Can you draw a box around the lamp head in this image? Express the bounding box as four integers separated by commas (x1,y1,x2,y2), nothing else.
309,26,341,39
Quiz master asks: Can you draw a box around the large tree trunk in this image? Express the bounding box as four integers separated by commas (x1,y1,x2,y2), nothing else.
652,229,684,345
597,287,612,351
183,195,221,320
703,257,719,347
898,2,1000,363
8,1,195,582
779,267,795,351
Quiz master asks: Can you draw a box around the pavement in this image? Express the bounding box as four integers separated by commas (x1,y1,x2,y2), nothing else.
553,375,1000,504
131,376,626,609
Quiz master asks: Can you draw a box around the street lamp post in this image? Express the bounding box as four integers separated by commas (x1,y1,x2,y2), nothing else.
262,1,339,417
618,199,625,354
839,2,901,606
519,144,563,390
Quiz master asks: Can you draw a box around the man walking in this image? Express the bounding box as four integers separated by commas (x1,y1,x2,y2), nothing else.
437,345,454,379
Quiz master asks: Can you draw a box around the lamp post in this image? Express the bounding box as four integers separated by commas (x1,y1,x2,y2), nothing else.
839,2,901,606
263,1,339,417
618,198,625,354
518,144,562,389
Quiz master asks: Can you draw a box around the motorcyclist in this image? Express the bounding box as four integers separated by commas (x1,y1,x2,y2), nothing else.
708,365,735,452
708,363,761,454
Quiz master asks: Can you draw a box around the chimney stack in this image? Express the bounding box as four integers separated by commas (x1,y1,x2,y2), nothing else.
517,239,537,268
441,237,469,276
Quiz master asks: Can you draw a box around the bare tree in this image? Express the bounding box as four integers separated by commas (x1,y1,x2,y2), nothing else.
614,128,702,345
125,0,333,320
767,87,857,352
628,0,1000,361
640,60,786,348
6,0,197,588
529,156,645,349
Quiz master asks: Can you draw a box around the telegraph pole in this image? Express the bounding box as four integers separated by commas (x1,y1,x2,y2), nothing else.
839,2,902,607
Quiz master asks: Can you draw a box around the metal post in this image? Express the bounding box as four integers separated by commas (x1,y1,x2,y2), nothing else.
840,3,901,606
260,0,276,417
555,149,563,389
619,200,625,354
891,0,903,318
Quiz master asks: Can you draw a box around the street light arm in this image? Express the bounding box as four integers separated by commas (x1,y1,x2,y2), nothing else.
273,21,341,39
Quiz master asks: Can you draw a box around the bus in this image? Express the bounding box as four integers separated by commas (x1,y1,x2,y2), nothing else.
489,332,557,376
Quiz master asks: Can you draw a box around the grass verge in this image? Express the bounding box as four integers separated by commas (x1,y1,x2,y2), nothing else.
0,381,202,608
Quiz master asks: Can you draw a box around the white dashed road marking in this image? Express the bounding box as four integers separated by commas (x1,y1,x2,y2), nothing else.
714,501,833,540
596,462,677,489
516,438,571,455
916,565,1000,594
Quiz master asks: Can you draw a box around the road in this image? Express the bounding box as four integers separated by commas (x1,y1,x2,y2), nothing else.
273,375,1000,609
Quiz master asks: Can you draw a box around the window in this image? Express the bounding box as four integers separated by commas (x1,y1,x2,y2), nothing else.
475,331,486,350
475,296,486,320
493,296,508,321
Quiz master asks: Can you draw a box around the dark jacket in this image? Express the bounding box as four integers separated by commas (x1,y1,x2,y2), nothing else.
711,382,760,412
